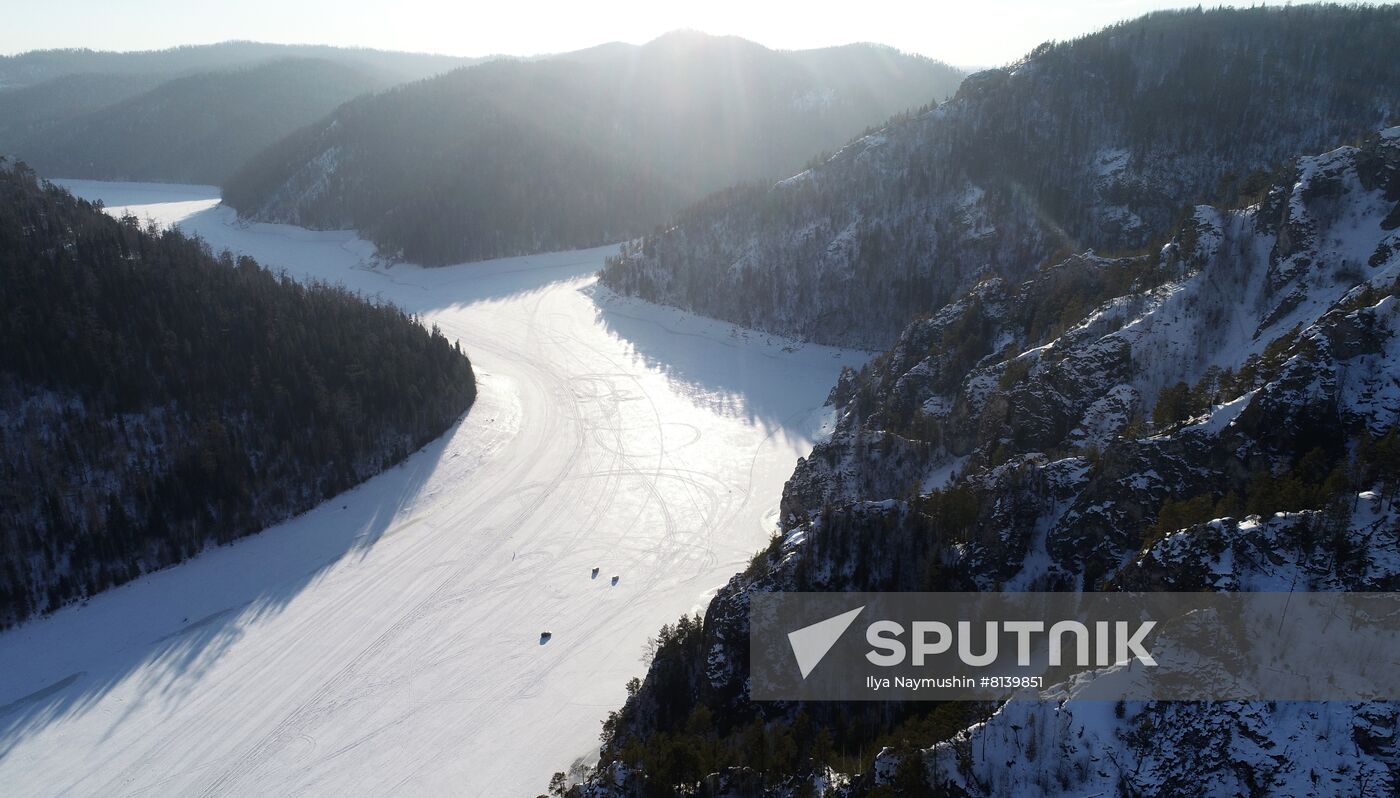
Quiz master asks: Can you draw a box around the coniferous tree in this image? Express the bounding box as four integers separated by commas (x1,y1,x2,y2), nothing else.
0,164,477,627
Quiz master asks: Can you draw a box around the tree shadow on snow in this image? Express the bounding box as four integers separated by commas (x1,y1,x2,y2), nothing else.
587,287,860,438
0,411,464,760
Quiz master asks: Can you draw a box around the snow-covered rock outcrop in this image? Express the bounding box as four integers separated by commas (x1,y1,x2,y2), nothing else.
578,127,1400,796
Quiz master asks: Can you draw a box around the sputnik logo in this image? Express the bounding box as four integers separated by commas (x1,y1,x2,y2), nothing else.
787,606,864,678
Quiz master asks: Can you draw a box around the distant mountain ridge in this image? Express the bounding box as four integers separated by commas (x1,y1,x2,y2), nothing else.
222,33,964,265
0,42,485,184
0,40,475,89
13,58,389,184
0,72,166,149
600,4,1400,349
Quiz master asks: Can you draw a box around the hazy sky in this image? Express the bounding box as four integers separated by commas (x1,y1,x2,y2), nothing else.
5,1,1300,66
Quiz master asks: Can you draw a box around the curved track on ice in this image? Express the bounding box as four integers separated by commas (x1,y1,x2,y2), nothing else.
0,182,866,796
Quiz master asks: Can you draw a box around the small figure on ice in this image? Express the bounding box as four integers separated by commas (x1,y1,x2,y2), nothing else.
539,631,553,644
610,575,620,586
591,567,599,579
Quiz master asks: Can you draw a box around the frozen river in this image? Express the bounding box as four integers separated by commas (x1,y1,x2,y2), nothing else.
0,181,866,796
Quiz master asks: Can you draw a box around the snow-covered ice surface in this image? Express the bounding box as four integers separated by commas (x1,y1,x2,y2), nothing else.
0,181,868,796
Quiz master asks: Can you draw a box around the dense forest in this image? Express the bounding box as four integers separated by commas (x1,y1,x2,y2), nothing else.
223,32,965,265
600,4,1400,348
0,161,477,628
13,59,390,184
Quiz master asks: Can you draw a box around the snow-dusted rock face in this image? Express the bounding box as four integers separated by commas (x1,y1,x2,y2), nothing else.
924,690,1399,797
777,130,1400,590
600,5,1400,349
577,130,1400,796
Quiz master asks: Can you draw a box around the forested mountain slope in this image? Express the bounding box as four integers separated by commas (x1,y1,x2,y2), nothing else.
0,162,477,628
573,121,1400,798
0,72,166,152
600,5,1400,349
222,33,964,265
14,59,389,184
